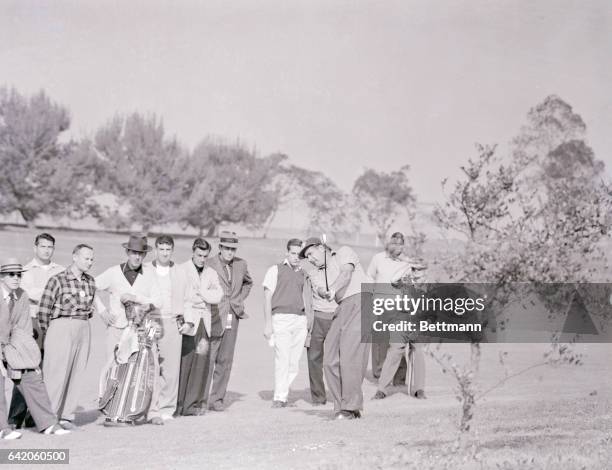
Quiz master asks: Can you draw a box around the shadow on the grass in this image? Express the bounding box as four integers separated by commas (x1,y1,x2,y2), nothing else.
222,390,246,409
288,408,333,419
258,388,331,405
74,407,101,426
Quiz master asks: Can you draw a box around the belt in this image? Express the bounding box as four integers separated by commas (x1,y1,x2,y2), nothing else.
55,314,92,321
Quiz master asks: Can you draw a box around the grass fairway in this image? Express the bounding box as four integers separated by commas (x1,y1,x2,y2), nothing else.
1,227,611,469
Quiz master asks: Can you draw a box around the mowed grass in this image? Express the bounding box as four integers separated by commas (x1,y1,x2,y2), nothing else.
0,227,611,469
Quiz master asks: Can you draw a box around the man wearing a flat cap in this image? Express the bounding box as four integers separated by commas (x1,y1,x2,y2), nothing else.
94,234,162,414
0,258,71,439
204,231,253,412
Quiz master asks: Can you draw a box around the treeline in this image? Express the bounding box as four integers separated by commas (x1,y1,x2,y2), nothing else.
0,86,416,241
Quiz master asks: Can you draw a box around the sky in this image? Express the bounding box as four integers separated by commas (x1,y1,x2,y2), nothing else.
1,0,611,207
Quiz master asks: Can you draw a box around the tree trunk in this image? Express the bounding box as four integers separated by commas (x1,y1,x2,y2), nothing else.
206,224,218,237
19,210,36,229
459,343,481,433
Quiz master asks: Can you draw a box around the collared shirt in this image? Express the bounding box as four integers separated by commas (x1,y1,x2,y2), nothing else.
194,263,204,276
1,285,14,306
219,255,233,283
367,251,412,284
38,266,96,334
121,263,143,286
327,246,371,302
262,259,301,294
21,258,65,317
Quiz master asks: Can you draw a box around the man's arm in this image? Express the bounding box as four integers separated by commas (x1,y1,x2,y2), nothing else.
239,263,253,301
15,291,34,333
263,288,273,341
261,265,277,340
328,264,354,301
200,268,224,304
21,269,43,304
37,277,60,336
366,255,378,281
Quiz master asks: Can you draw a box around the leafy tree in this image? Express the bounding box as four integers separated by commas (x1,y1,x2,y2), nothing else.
178,139,285,236
432,96,611,439
285,165,359,237
0,87,93,225
352,165,416,243
91,112,187,233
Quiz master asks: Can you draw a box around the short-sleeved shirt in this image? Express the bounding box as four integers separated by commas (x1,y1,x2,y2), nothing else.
367,251,412,284
328,246,371,302
21,259,65,317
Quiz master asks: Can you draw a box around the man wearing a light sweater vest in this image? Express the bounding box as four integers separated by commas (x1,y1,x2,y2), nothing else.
94,234,162,403
143,235,184,424
262,239,311,408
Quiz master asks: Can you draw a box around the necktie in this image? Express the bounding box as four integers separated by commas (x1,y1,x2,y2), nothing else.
225,264,232,283
8,292,16,313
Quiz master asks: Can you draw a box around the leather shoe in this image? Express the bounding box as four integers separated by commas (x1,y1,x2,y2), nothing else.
372,391,386,400
209,401,225,412
148,417,164,425
414,390,426,399
58,420,77,430
0,428,22,440
334,410,356,420
271,400,287,409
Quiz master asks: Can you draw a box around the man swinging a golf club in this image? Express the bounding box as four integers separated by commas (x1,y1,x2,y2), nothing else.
300,236,371,420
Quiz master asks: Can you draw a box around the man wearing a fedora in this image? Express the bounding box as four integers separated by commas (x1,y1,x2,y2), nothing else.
94,234,162,414
0,258,71,439
38,244,96,430
204,231,253,411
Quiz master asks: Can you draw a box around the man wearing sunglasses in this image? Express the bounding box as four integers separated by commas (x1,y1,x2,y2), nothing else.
0,258,71,439
8,233,64,430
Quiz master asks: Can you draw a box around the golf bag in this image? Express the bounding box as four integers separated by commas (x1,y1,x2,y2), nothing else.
99,302,160,426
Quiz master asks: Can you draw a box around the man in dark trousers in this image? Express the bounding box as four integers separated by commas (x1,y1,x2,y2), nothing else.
301,243,337,406
204,231,253,411
174,238,223,416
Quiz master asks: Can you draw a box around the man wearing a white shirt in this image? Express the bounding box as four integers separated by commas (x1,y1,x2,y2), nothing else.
95,234,162,408
144,235,183,424
262,239,310,408
370,232,427,400
8,233,64,429
367,232,411,382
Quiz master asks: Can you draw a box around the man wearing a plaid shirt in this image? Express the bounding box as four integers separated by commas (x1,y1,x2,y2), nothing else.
37,244,96,430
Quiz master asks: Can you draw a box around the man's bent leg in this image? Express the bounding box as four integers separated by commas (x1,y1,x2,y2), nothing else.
15,370,56,432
